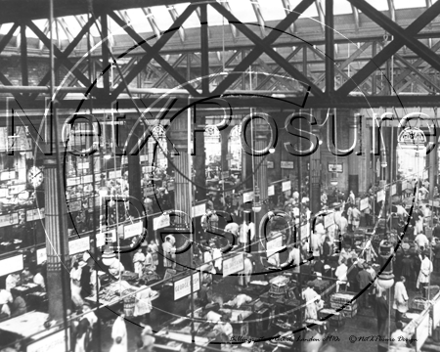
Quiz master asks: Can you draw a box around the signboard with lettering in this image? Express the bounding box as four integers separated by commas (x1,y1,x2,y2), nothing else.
192,203,206,218
391,184,397,196
66,177,81,187
98,228,116,245
108,170,122,179
281,161,294,169
69,237,90,255
0,171,16,181
9,184,26,195
359,198,369,211
82,175,93,184
223,253,244,277
36,248,47,265
27,330,69,352
78,162,89,170
67,200,81,213
377,189,385,203
0,255,23,277
221,170,230,179
123,221,143,239
0,188,7,198
268,185,275,196
0,212,19,227
153,214,170,231
266,235,284,257
328,163,343,173
174,273,200,301
267,161,274,169
26,208,45,222
282,181,291,192
243,191,254,203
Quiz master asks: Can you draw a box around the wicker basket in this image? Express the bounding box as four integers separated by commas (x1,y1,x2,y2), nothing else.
122,289,137,317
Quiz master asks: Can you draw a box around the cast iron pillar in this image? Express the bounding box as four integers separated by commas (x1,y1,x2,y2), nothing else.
169,111,192,271
348,117,359,197
44,154,71,322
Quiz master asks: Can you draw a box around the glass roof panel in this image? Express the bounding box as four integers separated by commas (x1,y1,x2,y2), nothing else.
174,3,204,28
228,0,258,23
288,0,319,18
364,0,389,11
394,0,429,9
259,0,288,21
149,6,174,30
334,0,354,15
207,4,230,26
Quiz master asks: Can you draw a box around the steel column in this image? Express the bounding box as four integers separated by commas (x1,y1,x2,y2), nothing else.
200,4,209,95
325,0,334,94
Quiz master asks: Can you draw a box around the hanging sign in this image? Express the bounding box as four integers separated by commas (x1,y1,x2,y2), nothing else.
0,255,23,277
359,198,369,211
66,177,81,187
27,330,69,352
153,214,170,231
82,175,93,184
282,181,291,192
123,221,143,240
267,161,274,169
108,170,122,179
0,212,19,227
221,170,230,179
223,254,244,278
97,228,116,245
391,184,397,196
67,200,81,213
78,162,89,170
174,273,200,301
0,171,16,181
268,185,275,197
26,208,45,222
243,191,254,203
69,236,90,255
192,203,206,218
36,248,47,265
9,184,26,195
281,161,294,169
266,235,284,257
377,190,385,202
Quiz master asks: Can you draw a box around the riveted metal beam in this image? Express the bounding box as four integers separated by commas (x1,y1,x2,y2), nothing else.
338,0,440,96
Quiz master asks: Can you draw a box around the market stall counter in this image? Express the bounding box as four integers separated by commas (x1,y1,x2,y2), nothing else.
0,311,48,348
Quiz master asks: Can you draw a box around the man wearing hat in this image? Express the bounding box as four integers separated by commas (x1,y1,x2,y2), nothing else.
357,263,373,310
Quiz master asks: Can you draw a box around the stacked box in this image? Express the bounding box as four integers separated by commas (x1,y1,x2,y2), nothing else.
409,297,429,312
318,308,345,328
330,292,358,318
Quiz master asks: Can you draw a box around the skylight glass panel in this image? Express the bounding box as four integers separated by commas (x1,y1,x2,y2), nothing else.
258,0,288,21
394,0,427,9
288,0,319,18
149,6,174,30
174,3,203,28
365,0,389,11
334,0,354,15
228,0,258,23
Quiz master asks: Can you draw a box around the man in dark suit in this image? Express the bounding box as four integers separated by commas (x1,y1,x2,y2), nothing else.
357,264,373,309
376,289,389,337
